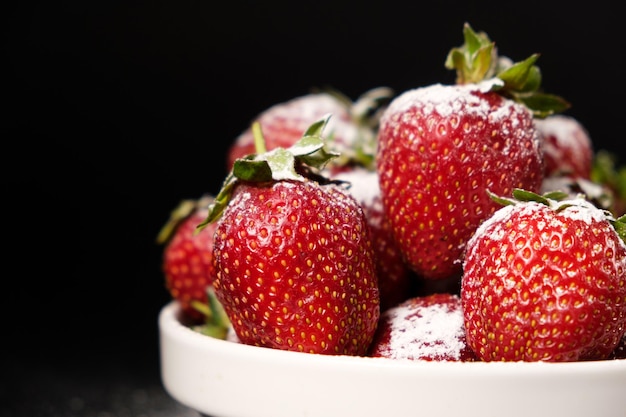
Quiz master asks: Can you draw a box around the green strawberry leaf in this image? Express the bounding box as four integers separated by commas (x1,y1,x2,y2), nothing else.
513,93,572,118
488,188,569,209
590,150,626,217
445,23,497,84
158,195,215,243
191,287,231,340
541,190,570,201
233,158,274,182
197,115,340,229
494,54,540,92
198,172,238,229
613,214,626,243
446,22,570,117
350,86,395,127
512,188,553,205
308,86,393,171
487,189,517,206
156,199,198,245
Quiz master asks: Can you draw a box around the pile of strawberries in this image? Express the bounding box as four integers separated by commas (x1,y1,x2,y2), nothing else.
159,23,626,362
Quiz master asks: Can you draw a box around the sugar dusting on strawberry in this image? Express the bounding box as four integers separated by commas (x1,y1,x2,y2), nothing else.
160,22,626,364
536,114,594,179
227,87,393,171
377,81,543,280
375,23,573,281
462,190,626,361
369,293,476,361
201,115,381,356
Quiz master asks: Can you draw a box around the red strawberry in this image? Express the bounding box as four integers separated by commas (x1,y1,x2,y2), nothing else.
377,83,542,280
461,189,626,362
368,293,477,361
157,195,218,322
199,116,380,355
535,114,594,179
227,87,393,171
333,167,414,311
376,23,568,280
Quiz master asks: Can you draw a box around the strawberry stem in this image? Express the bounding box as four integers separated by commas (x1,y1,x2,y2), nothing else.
196,115,340,229
445,22,570,117
190,287,231,340
252,122,267,154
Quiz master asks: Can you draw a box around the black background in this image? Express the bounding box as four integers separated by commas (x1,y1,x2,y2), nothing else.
4,1,624,416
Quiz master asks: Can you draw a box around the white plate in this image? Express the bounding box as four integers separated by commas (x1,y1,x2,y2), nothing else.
159,301,626,417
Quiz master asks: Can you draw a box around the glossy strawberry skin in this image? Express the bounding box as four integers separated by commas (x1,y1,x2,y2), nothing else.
462,199,626,362
334,167,413,311
376,83,544,280
227,93,354,169
535,114,593,179
161,201,218,322
369,293,477,361
212,180,380,356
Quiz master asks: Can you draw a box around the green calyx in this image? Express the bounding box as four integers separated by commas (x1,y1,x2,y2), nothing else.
591,150,626,213
196,115,340,230
488,188,626,244
311,86,395,170
191,287,231,340
445,22,570,118
156,195,213,245
488,188,569,208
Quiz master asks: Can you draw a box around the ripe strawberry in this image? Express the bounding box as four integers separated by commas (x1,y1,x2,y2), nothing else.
157,195,218,322
227,87,393,171
368,293,477,361
535,114,594,179
461,189,626,362
333,167,414,311
199,116,380,355
376,23,568,280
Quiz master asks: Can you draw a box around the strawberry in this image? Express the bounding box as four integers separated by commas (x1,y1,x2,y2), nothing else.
376,23,568,280
227,87,393,171
461,189,626,362
368,293,477,361
199,116,380,355
535,114,594,179
333,167,414,311
157,195,218,322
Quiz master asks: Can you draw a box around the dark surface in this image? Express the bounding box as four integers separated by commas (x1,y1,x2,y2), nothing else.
4,1,624,416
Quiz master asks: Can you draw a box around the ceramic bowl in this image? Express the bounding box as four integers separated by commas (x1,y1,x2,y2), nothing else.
159,301,626,417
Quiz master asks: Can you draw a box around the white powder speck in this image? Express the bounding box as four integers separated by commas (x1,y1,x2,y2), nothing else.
333,168,381,208
535,114,593,176
469,197,615,248
386,80,508,119
380,300,466,361
535,114,591,152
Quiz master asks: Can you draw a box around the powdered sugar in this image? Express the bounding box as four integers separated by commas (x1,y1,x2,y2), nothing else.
333,168,381,208
535,114,591,152
535,114,593,177
376,299,466,361
385,80,508,119
469,197,615,247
